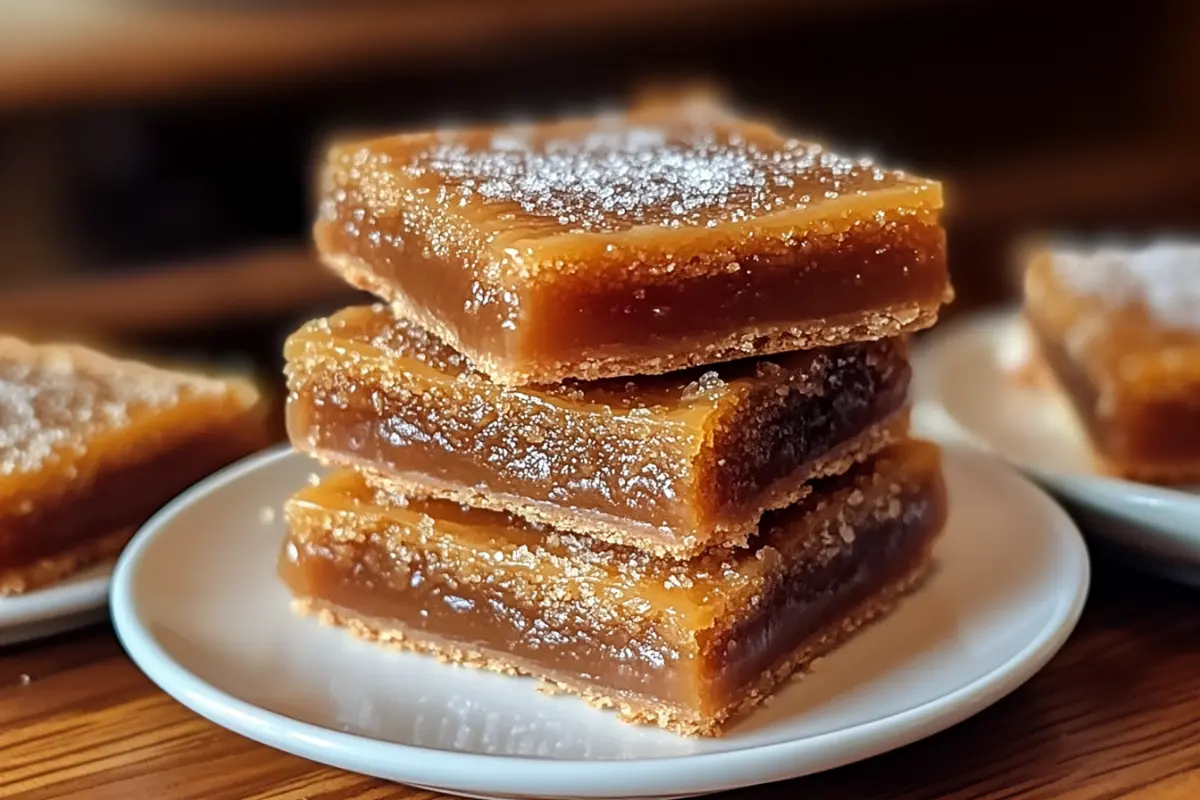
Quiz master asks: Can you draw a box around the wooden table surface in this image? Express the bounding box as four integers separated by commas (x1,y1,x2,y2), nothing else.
1,554,1197,800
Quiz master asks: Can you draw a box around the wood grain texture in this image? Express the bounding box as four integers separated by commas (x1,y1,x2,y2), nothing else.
0,558,1197,800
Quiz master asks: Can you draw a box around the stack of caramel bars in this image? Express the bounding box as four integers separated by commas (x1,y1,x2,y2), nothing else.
280,101,954,736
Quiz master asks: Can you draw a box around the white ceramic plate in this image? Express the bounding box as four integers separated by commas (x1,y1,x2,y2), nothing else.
111,445,1088,800
913,308,1200,585
0,561,112,646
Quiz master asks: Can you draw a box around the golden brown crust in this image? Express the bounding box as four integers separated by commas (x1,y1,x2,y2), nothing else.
0,527,131,596
331,409,909,559
323,250,948,386
291,550,933,737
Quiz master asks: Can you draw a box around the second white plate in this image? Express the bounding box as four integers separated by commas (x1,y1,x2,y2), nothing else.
112,445,1088,800
913,308,1200,583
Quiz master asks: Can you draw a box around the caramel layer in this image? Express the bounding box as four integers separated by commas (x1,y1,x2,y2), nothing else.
281,442,947,736
285,305,911,557
315,105,950,384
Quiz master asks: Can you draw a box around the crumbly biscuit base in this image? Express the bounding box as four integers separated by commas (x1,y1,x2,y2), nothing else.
325,409,908,559
0,527,133,596
323,251,948,386
291,550,932,737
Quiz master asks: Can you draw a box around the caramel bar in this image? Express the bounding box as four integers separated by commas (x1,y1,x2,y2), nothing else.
281,442,946,736
315,105,950,385
285,305,910,557
1024,243,1200,483
0,338,269,594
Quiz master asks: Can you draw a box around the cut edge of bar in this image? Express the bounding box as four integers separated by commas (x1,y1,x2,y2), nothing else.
1025,313,1200,483
705,407,912,545
320,408,909,560
1027,331,1200,483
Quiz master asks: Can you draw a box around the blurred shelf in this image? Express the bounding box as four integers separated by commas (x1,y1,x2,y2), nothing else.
0,248,354,339
948,136,1200,228
0,0,935,111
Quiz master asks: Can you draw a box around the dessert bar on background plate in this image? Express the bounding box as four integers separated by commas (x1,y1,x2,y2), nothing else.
286,304,911,557
281,442,947,736
1023,242,1200,484
315,104,951,384
0,336,269,595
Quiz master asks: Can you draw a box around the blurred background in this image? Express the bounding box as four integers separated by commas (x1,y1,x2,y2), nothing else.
2,0,1199,436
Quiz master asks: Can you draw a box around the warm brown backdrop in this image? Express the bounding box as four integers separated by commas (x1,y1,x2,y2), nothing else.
3,0,1200,403
1,4,1200,796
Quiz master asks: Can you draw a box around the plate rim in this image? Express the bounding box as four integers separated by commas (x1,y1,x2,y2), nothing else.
0,561,112,630
110,444,1090,798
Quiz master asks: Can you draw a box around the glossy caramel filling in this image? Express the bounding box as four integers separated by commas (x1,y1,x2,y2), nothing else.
534,220,947,356
285,305,910,556
281,442,946,732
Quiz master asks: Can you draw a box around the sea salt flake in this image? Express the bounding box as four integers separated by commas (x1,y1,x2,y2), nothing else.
409,120,873,234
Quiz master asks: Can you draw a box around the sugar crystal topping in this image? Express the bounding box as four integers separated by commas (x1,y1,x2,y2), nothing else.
0,341,227,475
404,119,902,233
1051,243,1200,331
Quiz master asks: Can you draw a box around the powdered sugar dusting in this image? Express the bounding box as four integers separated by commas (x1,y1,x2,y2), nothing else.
1051,243,1200,331
0,340,227,475
407,120,900,233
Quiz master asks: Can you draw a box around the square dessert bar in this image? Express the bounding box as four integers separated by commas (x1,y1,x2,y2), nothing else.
281,441,947,736
1024,243,1200,483
285,305,911,558
0,337,269,593
315,105,951,384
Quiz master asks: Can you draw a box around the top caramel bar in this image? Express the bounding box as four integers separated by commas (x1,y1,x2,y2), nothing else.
315,105,951,385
